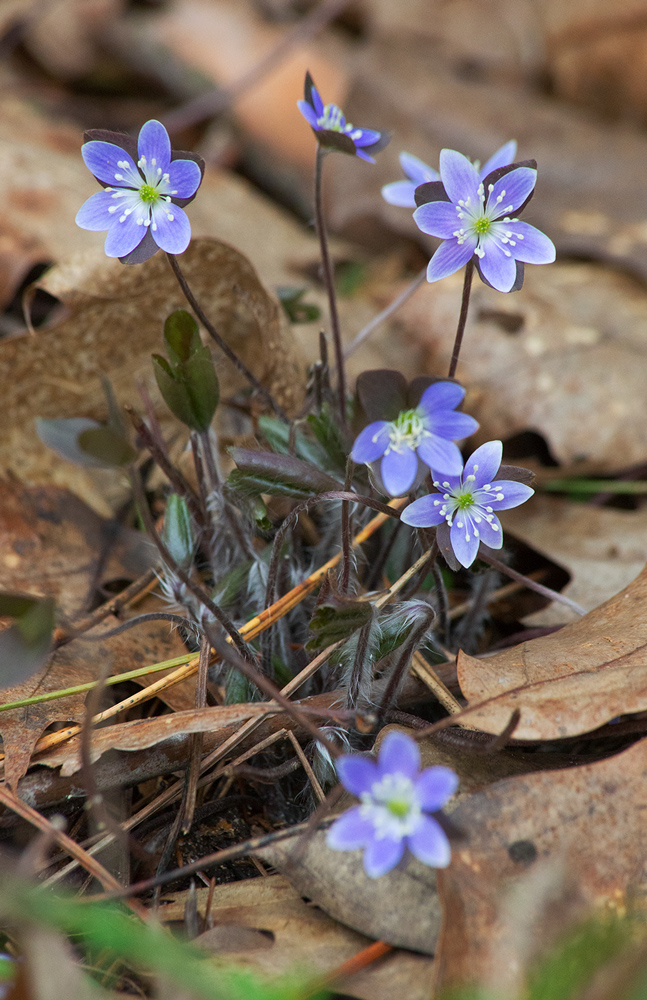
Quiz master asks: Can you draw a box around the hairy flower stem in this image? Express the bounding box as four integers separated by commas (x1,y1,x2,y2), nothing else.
346,620,373,709
378,606,436,717
198,429,257,563
447,259,474,379
431,561,451,645
166,252,289,422
340,458,354,593
129,467,254,662
314,147,347,429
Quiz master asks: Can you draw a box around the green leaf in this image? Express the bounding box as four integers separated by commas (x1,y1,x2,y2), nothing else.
180,349,220,430
276,286,321,324
307,404,348,473
0,593,55,688
78,426,137,467
163,309,201,364
162,495,194,570
258,415,331,469
36,417,107,467
229,448,343,498
308,598,373,650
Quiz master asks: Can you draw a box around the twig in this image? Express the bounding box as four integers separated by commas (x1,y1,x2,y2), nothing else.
344,266,427,358
53,567,158,648
478,552,586,616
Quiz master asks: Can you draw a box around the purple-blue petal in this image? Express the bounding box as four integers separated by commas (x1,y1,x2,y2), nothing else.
508,222,556,264
439,149,480,205
416,436,464,476
363,835,405,878
351,421,390,464
478,239,517,292
400,495,446,528
407,816,451,868
327,807,375,851
427,236,477,283
419,381,465,413
353,128,381,147
355,148,376,164
311,85,324,118
166,159,202,199
464,440,502,485
297,100,319,128
415,766,459,810
381,447,418,496
450,517,480,568
486,481,535,510
400,152,439,185
475,513,503,549
381,180,417,208
378,730,420,778
104,213,148,258
337,754,379,796
413,201,461,239
479,140,517,180
427,411,478,442
149,202,192,254
75,190,117,231
138,120,171,173
82,141,140,188
488,167,536,215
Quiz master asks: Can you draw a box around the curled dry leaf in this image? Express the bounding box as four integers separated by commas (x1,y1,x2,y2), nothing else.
455,563,647,740
433,738,647,997
162,874,434,1000
395,263,647,473
0,237,304,514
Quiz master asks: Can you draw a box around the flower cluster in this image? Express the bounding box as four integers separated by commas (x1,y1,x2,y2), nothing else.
351,380,478,496
413,149,555,292
76,120,204,263
327,730,458,878
401,440,534,568
297,72,389,162
382,141,517,208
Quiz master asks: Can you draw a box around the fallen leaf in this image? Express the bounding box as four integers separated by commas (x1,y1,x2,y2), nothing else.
503,495,647,625
454,564,647,740
433,738,647,997
162,874,434,1000
394,262,647,473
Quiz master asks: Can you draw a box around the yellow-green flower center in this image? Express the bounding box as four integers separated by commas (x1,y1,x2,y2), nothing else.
386,798,411,819
474,216,491,234
457,492,474,509
139,184,159,204
387,408,429,454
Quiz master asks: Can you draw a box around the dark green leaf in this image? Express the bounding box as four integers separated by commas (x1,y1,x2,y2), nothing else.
258,415,331,469
162,495,194,570
276,286,321,324
163,309,200,364
152,355,198,430
307,404,348,473
180,350,220,430
78,426,137,467
229,448,343,498
308,598,373,650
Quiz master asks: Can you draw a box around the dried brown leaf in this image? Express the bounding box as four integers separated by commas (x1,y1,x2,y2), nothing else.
433,738,647,997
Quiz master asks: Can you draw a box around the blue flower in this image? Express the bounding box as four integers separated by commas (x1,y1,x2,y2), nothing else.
401,440,534,568
297,72,389,163
382,141,517,209
413,148,555,292
351,380,478,496
327,730,458,878
76,120,204,263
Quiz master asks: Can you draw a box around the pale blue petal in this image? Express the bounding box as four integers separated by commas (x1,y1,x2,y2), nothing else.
149,202,192,254
488,167,536,215
439,149,480,204
75,190,117,231
381,446,418,496
450,517,480,568
464,441,502,485
475,513,503,548
103,192,148,257
415,766,458,810
327,807,375,850
508,222,556,265
82,141,140,188
479,240,517,292
427,237,477,283
297,100,319,128
138,120,171,174
337,755,379,796
356,148,376,163
486,481,535,510
351,421,390,463
407,816,451,868
382,180,417,208
378,730,420,778
428,411,478,441
479,140,517,179
419,381,465,413
400,495,446,528
166,159,202,199
433,471,462,491
416,436,464,476
414,201,461,239
363,835,404,878
400,152,439,185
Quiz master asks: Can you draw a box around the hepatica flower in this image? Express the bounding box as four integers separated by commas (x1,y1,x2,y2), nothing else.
297,72,389,162
76,120,204,263
327,730,458,878
351,381,478,496
382,140,517,208
401,440,534,568
413,149,555,292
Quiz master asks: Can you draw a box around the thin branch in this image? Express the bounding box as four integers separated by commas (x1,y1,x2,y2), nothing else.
344,266,427,358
